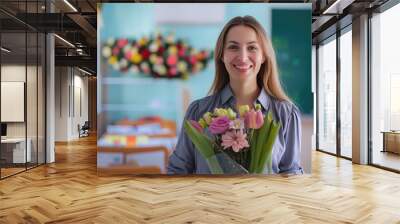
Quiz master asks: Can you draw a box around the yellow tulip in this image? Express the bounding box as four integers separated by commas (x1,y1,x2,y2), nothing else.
198,118,207,128
227,108,237,120
214,108,228,117
203,112,212,125
239,105,250,117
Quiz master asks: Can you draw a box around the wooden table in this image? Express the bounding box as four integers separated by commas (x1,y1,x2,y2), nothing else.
382,131,400,154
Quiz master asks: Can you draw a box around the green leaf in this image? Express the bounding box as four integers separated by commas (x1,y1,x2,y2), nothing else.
251,113,271,172
256,120,281,173
249,129,259,173
256,112,273,169
184,121,223,174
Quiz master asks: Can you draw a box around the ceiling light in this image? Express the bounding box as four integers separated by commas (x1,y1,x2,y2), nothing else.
54,34,75,48
322,0,355,15
63,0,78,12
1,47,11,53
76,48,85,55
78,67,93,76
322,0,342,15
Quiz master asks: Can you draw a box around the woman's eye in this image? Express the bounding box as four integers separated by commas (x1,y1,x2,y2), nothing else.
248,46,258,51
227,45,238,50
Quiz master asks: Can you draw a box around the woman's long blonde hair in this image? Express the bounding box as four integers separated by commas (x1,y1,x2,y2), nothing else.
209,16,290,102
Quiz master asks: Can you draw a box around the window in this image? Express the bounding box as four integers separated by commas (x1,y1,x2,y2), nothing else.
371,2,400,171
339,28,352,158
317,36,337,154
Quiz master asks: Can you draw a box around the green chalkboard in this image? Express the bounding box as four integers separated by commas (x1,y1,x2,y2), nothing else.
272,9,312,115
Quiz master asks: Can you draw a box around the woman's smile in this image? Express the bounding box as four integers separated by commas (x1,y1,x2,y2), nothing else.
233,63,253,73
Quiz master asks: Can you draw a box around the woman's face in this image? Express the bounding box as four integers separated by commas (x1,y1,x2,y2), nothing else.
222,25,265,84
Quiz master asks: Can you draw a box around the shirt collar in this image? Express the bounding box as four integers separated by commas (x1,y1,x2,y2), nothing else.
220,84,271,112
220,84,234,106
256,87,270,112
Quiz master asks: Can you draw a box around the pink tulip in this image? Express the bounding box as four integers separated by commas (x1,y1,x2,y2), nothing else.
255,110,264,129
244,109,264,129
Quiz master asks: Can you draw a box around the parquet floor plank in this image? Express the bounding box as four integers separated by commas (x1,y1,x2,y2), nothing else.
1,135,400,223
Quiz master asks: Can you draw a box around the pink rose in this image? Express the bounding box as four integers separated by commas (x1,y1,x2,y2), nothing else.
209,116,230,134
117,39,128,48
124,51,132,60
167,55,178,66
112,47,120,56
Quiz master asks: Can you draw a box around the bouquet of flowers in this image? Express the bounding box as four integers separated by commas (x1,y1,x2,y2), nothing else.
184,105,281,174
102,33,213,79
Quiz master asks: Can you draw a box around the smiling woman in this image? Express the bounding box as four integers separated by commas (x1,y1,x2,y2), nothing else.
167,16,303,175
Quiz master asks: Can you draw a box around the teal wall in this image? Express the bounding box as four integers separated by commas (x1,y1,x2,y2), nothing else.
101,4,155,40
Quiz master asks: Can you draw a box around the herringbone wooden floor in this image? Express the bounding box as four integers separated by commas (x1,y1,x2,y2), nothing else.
1,135,400,223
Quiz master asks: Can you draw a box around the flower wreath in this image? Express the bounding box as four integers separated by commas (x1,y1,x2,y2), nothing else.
102,33,213,79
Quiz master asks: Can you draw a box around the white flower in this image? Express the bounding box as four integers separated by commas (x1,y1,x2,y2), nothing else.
229,118,244,130
119,59,128,68
102,46,111,58
130,65,139,74
106,38,115,45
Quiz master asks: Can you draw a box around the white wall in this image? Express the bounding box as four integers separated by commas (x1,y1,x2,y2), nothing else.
72,73,89,138
1,65,26,140
55,67,69,141
1,65,26,81
55,67,89,141
1,65,39,137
